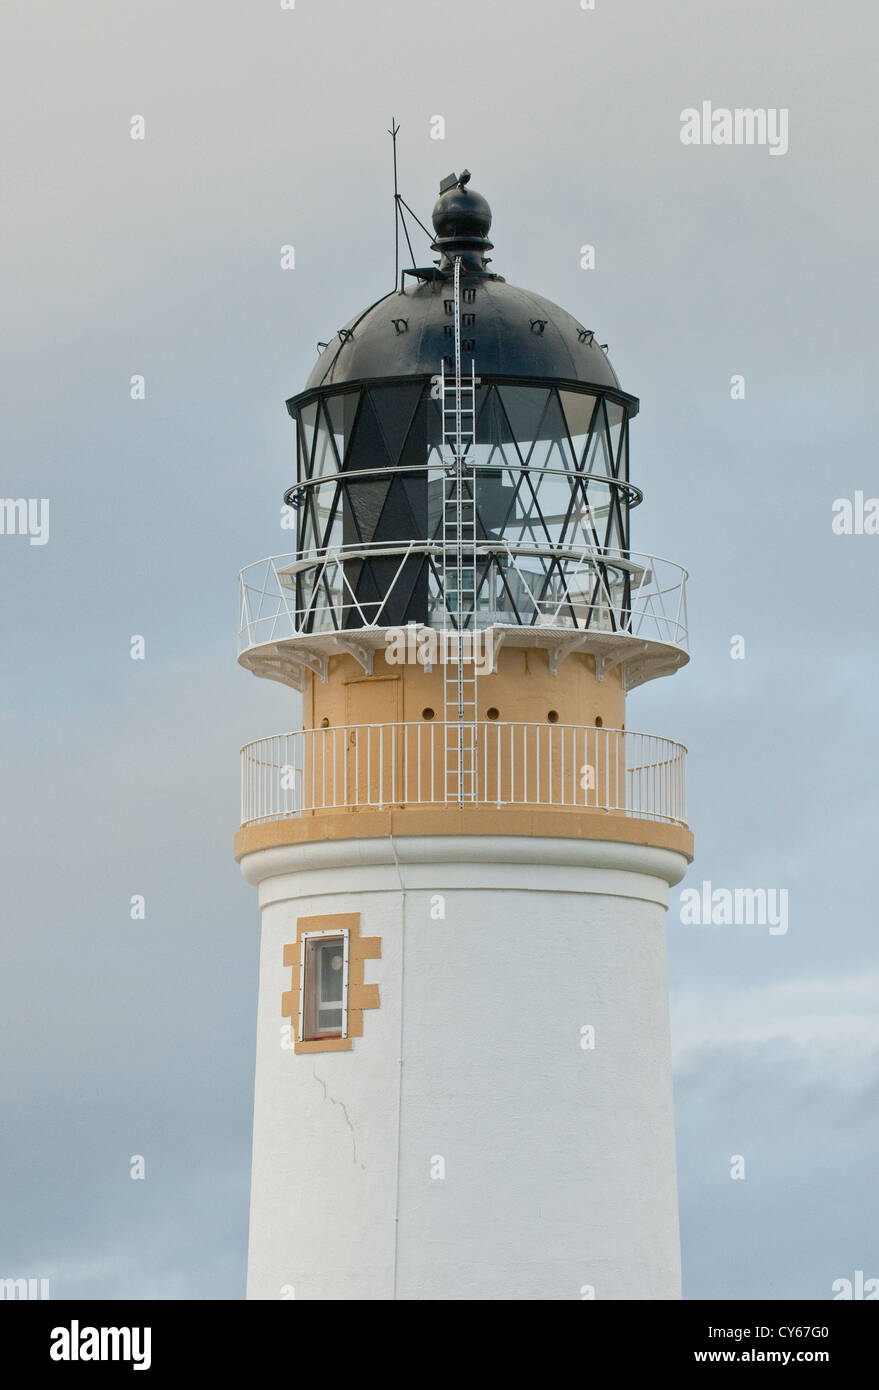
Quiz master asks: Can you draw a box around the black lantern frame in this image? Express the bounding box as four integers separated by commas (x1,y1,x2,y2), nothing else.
284,376,642,633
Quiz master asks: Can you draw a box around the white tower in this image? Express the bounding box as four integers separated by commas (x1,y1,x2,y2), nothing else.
236,172,692,1300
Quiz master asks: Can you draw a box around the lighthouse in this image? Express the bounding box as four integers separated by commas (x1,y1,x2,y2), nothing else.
235,170,693,1301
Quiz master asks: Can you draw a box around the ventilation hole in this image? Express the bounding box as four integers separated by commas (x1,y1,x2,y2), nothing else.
486,707,499,721
320,717,330,728
595,716,603,727
547,710,559,724
422,707,435,721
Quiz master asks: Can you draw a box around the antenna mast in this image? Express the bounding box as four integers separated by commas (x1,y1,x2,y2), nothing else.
388,117,400,289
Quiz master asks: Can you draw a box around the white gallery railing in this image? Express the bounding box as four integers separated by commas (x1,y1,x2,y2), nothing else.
238,542,689,654
240,722,687,827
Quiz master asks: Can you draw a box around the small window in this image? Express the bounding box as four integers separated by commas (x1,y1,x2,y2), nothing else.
300,931,348,1041
462,287,476,304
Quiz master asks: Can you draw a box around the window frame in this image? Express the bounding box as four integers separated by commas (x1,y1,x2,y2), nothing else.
299,928,349,1041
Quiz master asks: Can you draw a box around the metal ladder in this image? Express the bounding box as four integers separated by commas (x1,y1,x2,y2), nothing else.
440,256,478,806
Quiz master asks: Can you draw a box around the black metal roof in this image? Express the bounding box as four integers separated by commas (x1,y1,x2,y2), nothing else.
295,172,629,406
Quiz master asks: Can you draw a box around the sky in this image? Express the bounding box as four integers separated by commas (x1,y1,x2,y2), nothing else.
1,0,877,1299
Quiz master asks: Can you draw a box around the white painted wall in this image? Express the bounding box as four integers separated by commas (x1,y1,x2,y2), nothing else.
243,835,687,1300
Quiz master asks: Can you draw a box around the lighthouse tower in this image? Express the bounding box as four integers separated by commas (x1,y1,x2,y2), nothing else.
236,171,693,1301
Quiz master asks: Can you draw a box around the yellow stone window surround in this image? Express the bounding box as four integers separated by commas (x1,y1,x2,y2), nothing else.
281,912,381,1054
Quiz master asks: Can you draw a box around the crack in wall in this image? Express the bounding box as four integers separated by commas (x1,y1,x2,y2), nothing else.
312,1065,359,1167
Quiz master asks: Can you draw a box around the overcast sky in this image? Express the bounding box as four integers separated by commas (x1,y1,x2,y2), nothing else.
1,0,877,1299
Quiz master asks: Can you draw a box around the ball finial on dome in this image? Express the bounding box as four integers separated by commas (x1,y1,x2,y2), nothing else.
431,171,494,271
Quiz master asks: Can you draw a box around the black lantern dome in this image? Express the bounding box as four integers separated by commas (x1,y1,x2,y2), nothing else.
301,175,630,397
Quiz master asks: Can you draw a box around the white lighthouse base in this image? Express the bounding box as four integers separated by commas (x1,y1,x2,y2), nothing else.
241,834,687,1301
